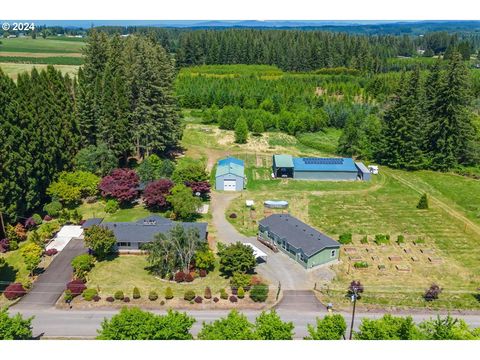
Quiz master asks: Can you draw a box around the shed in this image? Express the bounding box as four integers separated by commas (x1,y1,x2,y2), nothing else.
215,157,246,191
272,154,294,178
355,162,371,181
46,225,84,252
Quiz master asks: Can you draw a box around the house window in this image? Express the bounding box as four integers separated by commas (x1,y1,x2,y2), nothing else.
118,242,131,247
331,249,336,257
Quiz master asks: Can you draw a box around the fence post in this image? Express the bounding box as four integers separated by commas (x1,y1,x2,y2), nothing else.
276,281,281,301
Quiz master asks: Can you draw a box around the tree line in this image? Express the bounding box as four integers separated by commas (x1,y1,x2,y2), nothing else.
0,31,183,224
3,306,479,340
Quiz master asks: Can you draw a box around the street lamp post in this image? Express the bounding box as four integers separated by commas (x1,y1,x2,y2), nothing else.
349,289,358,340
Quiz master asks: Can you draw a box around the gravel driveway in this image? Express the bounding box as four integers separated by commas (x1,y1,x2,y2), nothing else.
211,192,335,291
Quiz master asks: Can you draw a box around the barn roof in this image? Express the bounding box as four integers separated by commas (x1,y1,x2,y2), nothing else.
216,157,245,178
273,154,294,168
293,157,357,172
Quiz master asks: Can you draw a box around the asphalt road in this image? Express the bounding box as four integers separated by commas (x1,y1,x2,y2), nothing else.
10,306,480,339
13,237,87,310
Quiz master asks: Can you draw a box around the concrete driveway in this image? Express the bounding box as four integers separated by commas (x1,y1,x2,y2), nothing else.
211,192,335,291
276,290,327,312
13,237,87,310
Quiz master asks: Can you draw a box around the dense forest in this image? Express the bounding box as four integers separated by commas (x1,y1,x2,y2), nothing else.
1,26,480,224
0,31,183,223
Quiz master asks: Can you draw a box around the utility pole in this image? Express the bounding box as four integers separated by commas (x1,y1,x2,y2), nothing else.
349,289,358,340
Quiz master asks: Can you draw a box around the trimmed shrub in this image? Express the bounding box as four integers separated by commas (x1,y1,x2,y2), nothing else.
194,296,203,304
229,295,238,303
229,213,237,219
66,279,87,297
184,290,196,301
220,288,228,300
175,271,186,283
160,300,165,305
165,287,174,300
82,288,98,301
32,214,43,225
93,295,101,302
132,287,141,299
360,235,368,244
204,287,212,299
339,233,352,245
250,284,269,302
237,287,245,299
3,283,27,300
45,248,58,256
114,291,124,300
64,290,73,302
106,296,115,303
213,297,219,303
396,235,405,245
199,269,207,277
44,215,53,222
9,240,18,251
123,297,130,303
354,261,369,269
148,291,158,301
185,273,194,282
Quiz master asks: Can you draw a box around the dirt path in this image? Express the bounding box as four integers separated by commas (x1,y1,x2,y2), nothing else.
386,169,480,238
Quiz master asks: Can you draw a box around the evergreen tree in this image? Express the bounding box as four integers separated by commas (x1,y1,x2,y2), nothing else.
234,117,249,144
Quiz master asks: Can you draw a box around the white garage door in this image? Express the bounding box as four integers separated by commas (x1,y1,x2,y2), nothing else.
223,179,237,191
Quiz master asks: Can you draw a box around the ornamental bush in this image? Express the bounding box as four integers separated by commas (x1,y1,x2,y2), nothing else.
64,290,73,302
354,261,369,268
184,290,196,301
194,296,203,304
229,295,238,303
250,284,269,302
82,288,98,301
143,179,174,209
43,200,63,217
374,234,390,245
123,297,130,303
396,235,405,245
230,273,251,289
339,233,353,244
175,271,186,283
114,291,125,300
133,287,141,299
160,300,165,306
237,287,245,299
165,287,174,300
424,284,442,301
199,269,207,277
93,295,101,302
3,283,26,300
66,279,87,297
204,287,212,299
45,248,58,256
185,273,194,282
213,297,219,303
106,296,114,303
229,213,237,219
417,193,429,209
148,291,159,301
98,168,139,204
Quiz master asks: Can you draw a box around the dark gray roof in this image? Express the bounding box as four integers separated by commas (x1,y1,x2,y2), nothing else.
259,214,339,257
82,218,103,229
82,215,208,243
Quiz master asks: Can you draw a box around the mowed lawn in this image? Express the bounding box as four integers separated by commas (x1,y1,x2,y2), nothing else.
87,255,229,299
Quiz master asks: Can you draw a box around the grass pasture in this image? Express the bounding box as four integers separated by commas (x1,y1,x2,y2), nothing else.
0,62,79,80
0,37,85,54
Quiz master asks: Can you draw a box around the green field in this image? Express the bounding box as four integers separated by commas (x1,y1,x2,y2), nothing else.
0,62,79,80
0,37,85,54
